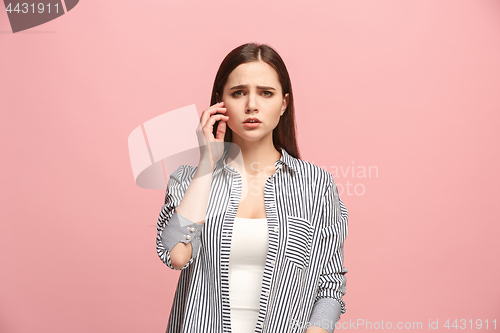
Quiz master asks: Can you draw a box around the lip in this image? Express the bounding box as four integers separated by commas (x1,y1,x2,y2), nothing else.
243,117,261,124
243,122,261,129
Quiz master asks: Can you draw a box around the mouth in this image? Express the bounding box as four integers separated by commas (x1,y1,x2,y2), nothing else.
243,120,261,129
243,117,261,124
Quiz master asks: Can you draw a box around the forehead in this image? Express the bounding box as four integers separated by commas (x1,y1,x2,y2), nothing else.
225,61,280,87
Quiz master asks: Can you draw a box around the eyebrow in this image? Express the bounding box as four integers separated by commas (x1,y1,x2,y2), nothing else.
229,85,276,91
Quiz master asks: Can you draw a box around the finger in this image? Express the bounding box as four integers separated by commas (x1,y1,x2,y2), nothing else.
207,114,229,129
201,102,224,121
202,114,228,135
200,106,227,128
199,104,227,127
215,118,227,141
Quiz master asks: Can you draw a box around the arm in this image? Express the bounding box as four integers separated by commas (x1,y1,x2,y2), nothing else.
156,159,213,270
307,175,348,333
307,298,342,333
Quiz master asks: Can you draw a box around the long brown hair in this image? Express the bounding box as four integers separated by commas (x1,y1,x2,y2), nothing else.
210,43,301,160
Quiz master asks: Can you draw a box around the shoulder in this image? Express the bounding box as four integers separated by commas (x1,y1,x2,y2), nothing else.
293,159,333,192
169,164,198,183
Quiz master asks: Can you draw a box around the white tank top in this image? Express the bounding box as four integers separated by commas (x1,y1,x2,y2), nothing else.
228,217,269,332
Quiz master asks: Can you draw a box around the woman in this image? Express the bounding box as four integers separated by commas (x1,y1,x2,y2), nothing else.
156,43,348,333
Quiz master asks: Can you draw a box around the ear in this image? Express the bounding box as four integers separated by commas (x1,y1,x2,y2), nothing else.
281,93,289,116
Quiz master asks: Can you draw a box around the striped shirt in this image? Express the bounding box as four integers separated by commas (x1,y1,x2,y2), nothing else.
156,147,348,333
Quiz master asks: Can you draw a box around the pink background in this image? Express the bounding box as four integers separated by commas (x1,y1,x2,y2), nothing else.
1,0,499,332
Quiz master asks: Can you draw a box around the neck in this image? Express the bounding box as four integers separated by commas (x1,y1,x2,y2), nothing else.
225,140,282,176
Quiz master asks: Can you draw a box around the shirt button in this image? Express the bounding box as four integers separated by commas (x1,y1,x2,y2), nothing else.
269,203,275,208
265,291,269,297
189,227,195,232
270,259,275,266
273,227,278,232
185,234,191,240
277,164,283,169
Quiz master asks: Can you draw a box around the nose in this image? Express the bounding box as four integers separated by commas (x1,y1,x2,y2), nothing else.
246,92,258,113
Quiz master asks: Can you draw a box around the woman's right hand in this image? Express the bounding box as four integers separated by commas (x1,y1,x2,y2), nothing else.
196,101,229,171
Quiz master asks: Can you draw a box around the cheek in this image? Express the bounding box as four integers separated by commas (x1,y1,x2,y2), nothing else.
224,109,238,129
225,108,236,121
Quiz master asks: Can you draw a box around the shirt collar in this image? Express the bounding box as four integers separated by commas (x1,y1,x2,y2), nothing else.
277,147,299,173
212,146,299,177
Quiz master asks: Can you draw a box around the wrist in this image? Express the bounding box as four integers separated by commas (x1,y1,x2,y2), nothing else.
197,156,214,173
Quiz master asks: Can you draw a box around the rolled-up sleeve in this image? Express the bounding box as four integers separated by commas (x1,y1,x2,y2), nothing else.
156,164,203,271
308,175,348,332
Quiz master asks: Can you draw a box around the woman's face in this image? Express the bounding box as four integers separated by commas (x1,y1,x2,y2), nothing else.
218,61,289,144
